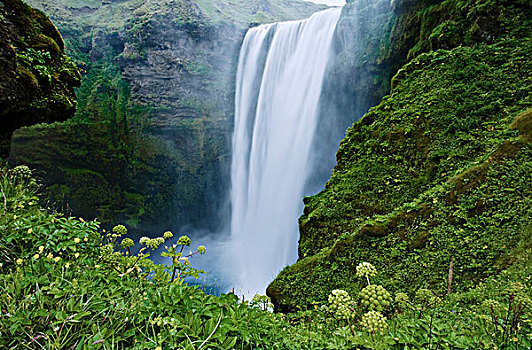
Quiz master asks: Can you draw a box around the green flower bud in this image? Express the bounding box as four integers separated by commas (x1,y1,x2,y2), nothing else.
415,288,434,305
356,262,377,279
146,238,164,249
11,165,32,180
121,238,134,249
360,285,392,312
113,225,127,236
360,311,387,333
328,289,354,319
177,235,191,246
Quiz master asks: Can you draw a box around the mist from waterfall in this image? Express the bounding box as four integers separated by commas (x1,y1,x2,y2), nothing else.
225,8,342,295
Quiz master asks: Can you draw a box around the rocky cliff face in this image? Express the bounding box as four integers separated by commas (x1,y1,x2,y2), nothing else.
10,0,322,232
0,0,80,158
268,0,532,312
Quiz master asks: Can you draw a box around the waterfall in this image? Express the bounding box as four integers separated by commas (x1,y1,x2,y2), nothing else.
226,8,342,295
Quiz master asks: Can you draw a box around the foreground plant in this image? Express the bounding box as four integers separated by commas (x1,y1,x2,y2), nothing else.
1,164,531,349
98,223,207,285
323,259,532,349
328,262,392,334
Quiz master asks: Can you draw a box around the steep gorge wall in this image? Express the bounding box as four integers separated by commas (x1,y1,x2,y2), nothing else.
268,0,532,312
11,6,239,231
9,0,322,232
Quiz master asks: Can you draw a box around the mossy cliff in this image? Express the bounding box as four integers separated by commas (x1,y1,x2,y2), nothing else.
9,0,322,231
0,0,80,158
311,0,435,193
268,0,532,312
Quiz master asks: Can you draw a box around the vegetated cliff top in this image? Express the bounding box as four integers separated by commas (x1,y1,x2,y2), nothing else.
25,0,326,32
0,0,80,158
268,0,532,312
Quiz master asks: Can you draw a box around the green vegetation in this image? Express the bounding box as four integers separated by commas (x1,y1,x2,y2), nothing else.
3,0,531,347
27,0,322,29
0,0,81,157
268,0,532,319
17,48,53,83
193,0,325,26
1,165,531,348
0,165,295,348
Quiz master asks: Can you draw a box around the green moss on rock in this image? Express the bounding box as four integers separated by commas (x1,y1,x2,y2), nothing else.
0,0,80,158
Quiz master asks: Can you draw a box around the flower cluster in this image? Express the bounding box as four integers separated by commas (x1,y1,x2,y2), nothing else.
360,311,387,333
146,237,165,250
93,225,207,283
100,243,114,257
109,225,128,240
177,235,191,246
415,288,433,304
113,225,128,236
29,245,64,263
251,294,273,310
100,244,121,265
151,316,179,328
360,285,392,312
395,292,411,311
11,165,32,180
328,289,354,319
356,262,377,282
414,288,441,306
121,238,134,249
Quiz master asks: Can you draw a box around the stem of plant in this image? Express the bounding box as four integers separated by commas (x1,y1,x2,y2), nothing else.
502,296,513,347
170,262,177,283
490,305,499,327
0,187,7,219
428,312,433,348
171,244,188,283
446,256,453,296
348,318,355,337
307,315,311,341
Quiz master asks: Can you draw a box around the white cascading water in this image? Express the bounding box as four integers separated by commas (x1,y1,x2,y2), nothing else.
226,8,342,295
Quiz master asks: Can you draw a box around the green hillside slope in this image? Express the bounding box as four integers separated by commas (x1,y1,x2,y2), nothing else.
268,0,532,312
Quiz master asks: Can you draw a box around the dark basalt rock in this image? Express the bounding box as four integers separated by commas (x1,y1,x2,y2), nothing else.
0,0,80,158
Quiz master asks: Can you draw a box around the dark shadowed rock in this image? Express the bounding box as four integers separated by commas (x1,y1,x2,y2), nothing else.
0,0,80,157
